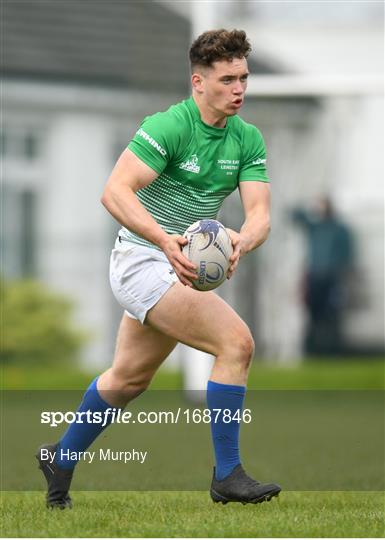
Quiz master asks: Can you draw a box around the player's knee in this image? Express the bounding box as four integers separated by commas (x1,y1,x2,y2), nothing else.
236,332,255,368
220,330,255,368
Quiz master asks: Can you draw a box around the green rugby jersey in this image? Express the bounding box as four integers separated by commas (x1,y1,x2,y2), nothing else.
120,96,269,249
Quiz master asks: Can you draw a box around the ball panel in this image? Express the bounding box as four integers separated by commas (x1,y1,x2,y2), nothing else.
182,219,232,291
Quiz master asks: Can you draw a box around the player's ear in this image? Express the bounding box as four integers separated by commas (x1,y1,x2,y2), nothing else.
191,71,204,93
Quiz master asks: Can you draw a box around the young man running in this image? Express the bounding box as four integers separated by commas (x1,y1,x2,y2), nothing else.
37,29,281,509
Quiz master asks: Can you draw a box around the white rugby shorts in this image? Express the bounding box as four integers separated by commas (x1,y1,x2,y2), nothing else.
109,237,178,323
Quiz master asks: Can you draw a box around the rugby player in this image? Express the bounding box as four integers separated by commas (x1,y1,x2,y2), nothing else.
37,29,281,508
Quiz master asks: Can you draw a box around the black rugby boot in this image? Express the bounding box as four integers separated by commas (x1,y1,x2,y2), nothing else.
210,464,281,505
36,443,73,509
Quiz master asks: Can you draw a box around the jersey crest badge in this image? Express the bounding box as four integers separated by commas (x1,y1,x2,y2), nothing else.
252,158,266,165
179,154,200,174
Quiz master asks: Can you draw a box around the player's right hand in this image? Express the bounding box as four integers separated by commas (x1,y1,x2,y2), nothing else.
161,234,198,287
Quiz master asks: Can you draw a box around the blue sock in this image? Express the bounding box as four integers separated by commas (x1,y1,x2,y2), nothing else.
55,377,117,470
206,380,246,481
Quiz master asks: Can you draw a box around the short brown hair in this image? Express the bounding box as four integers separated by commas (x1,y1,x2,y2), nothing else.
189,29,251,70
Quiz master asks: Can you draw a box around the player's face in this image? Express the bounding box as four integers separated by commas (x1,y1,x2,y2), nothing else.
196,57,249,118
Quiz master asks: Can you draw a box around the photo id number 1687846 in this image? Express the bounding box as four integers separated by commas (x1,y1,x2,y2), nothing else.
183,408,252,424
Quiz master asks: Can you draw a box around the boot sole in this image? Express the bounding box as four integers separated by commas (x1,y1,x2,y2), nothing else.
210,486,281,505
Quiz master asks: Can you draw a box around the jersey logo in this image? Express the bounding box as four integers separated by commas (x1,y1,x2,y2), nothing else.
136,127,167,156
179,154,200,174
252,158,266,165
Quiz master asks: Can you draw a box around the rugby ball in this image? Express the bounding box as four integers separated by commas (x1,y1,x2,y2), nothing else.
182,219,233,291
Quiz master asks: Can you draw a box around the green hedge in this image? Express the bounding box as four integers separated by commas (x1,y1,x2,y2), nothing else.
1,278,88,366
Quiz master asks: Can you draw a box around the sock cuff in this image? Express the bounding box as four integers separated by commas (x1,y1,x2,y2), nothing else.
207,380,246,395
85,376,115,410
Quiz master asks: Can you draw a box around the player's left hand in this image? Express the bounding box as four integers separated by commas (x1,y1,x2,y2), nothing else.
226,228,246,279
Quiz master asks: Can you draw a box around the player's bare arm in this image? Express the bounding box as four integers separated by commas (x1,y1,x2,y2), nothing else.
227,181,271,277
101,148,197,286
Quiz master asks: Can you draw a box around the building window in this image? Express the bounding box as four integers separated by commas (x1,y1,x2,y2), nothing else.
1,185,37,278
1,127,41,160
23,132,39,160
0,131,6,156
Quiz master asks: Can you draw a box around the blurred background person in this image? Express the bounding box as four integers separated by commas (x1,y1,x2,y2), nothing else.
292,196,354,356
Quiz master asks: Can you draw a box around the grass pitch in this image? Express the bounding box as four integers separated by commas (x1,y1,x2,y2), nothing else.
2,491,384,537
3,358,385,391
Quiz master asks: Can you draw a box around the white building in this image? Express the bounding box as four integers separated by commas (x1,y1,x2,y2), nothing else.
2,1,191,368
